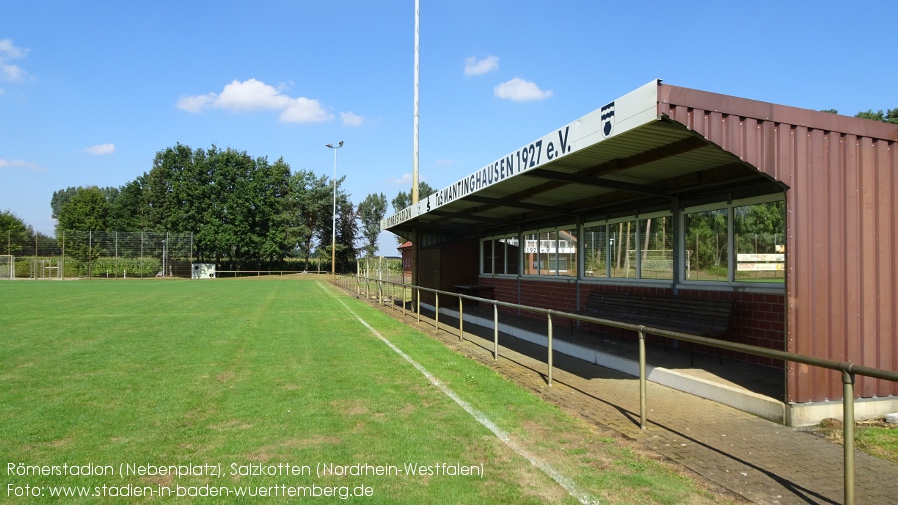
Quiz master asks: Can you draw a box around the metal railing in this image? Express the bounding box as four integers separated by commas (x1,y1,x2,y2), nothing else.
335,274,898,505
215,270,319,278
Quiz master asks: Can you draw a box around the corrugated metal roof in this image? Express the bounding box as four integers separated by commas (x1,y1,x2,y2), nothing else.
386,116,775,242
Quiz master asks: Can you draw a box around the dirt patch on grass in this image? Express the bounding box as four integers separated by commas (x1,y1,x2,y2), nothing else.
331,399,370,416
216,370,236,383
209,419,252,432
246,436,343,462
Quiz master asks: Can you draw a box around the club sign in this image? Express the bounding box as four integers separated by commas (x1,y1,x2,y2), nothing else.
382,80,660,231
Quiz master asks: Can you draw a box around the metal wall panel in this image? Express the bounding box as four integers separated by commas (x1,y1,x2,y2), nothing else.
659,83,898,403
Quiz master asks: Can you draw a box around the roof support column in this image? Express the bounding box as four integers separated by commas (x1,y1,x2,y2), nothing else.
671,197,681,295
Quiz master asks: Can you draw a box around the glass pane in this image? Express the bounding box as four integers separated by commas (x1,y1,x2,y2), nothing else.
481,238,493,274
502,235,520,275
684,209,728,282
582,224,607,278
610,221,637,279
538,230,555,275
638,216,673,280
734,201,785,282
494,236,506,274
558,228,577,277
523,232,539,275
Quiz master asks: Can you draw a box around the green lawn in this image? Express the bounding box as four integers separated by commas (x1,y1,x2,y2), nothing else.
0,278,733,504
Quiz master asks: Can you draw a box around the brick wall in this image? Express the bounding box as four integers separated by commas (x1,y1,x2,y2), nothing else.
479,276,786,369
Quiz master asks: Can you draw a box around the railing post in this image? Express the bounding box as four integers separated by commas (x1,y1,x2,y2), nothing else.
547,312,553,387
639,328,647,430
458,296,464,342
435,292,440,333
378,256,383,304
843,370,856,505
493,303,499,361
416,288,421,323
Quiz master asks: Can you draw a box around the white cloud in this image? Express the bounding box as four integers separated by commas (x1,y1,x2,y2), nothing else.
0,158,44,172
464,55,499,76
0,39,28,59
0,39,29,83
177,78,332,123
85,143,115,155
176,94,214,113
279,97,331,123
493,77,553,101
2,64,26,81
340,111,364,127
387,173,414,186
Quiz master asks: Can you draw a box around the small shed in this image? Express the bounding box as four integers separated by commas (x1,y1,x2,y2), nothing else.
191,263,216,279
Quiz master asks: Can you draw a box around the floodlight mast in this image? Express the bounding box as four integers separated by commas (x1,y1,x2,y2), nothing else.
326,141,344,279
410,0,421,297
412,0,420,206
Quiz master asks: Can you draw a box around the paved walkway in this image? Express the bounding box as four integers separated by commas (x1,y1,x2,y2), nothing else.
368,299,898,505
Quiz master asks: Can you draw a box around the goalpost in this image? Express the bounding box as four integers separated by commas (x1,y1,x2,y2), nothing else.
0,255,14,280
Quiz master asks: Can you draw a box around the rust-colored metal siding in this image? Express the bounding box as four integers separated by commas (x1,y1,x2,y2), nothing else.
659,84,898,403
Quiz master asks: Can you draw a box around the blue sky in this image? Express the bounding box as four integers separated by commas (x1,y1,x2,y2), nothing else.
2,1,895,255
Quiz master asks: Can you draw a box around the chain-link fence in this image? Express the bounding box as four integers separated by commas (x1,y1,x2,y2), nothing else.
1,231,194,279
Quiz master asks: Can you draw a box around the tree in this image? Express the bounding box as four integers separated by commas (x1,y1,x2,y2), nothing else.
0,210,31,255
139,144,294,267
335,195,358,272
107,179,146,231
823,108,898,124
391,181,435,244
287,169,334,268
56,187,110,232
142,143,204,233
391,181,435,214
357,192,387,258
50,187,79,220
856,108,898,124
314,183,355,273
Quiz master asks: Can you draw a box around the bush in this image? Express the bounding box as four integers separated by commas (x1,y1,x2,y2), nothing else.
90,257,161,277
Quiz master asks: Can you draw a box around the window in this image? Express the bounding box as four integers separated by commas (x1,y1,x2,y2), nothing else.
480,195,784,287
681,196,785,284
684,208,729,282
522,226,578,277
734,201,785,282
638,215,674,280
582,224,608,278
609,219,637,279
481,238,494,274
481,234,520,275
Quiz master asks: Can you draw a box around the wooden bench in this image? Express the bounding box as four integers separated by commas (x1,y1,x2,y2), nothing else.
572,292,735,365
454,284,495,307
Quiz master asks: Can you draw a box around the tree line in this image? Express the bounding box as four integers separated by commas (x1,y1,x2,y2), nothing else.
3,144,402,272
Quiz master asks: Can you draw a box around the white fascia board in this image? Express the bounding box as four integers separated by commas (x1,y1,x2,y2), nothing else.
381,79,660,232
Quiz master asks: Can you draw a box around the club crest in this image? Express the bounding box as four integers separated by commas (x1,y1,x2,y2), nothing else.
601,102,615,138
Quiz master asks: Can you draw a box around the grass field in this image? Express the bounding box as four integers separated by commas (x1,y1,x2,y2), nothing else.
0,278,735,504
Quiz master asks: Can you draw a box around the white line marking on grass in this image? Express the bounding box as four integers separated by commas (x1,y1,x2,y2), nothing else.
317,282,600,505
